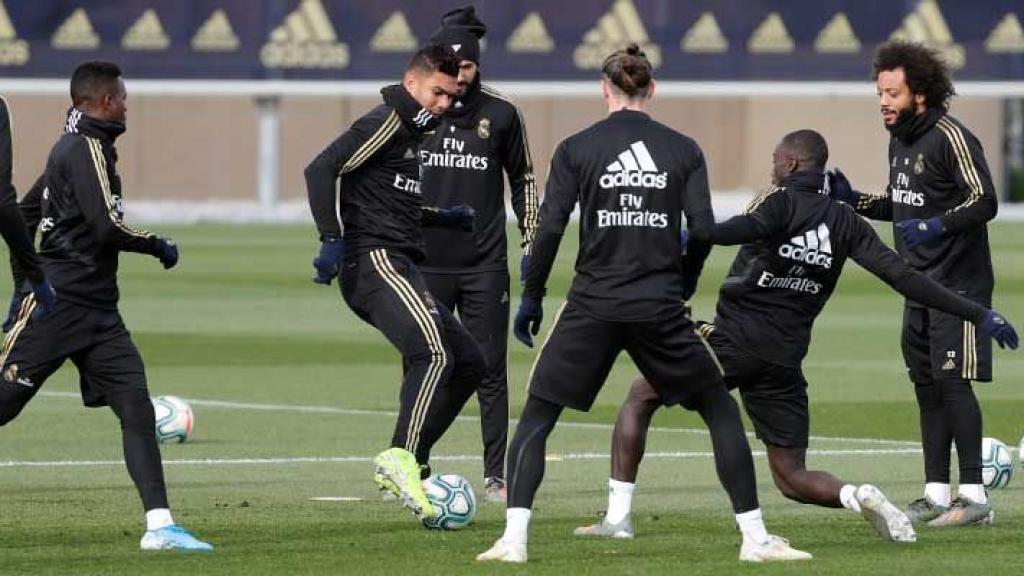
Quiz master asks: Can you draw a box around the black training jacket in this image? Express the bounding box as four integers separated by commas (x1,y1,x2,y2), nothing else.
0,96,44,289
31,110,162,309
418,83,538,274
712,170,987,368
851,111,996,307
524,109,713,322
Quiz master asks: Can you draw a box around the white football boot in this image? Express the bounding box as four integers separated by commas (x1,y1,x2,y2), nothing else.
739,535,813,562
476,539,527,563
856,484,917,542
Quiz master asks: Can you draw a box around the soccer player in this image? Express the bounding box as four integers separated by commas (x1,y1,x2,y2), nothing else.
831,41,1009,526
0,61,210,551
477,45,810,564
0,96,55,327
421,6,539,503
575,130,1018,544
304,45,486,520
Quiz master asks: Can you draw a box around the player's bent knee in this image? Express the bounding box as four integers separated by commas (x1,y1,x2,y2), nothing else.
626,377,662,410
107,390,157,434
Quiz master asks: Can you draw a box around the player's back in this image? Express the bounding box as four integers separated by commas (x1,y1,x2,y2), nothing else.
555,109,710,321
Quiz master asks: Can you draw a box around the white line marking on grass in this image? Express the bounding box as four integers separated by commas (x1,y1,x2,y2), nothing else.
38,391,920,447
0,448,921,469
309,497,363,502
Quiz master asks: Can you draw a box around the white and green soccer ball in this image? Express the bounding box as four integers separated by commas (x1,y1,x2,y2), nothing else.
151,395,194,444
981,437,1012,490
421,474,477,530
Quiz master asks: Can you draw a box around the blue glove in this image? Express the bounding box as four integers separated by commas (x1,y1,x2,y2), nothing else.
827,168,858,205
154,237,179,269
435,204,475,231
896,217,944,250
30,278,56,317
680,228,689,255
513,296,543,347
2,291,24,333
980,310,1019,350
313,236,345,285
519,255,531,285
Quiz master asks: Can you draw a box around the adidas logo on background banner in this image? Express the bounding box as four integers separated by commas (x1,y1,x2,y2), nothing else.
192,9,240,52
370,11,417,52
599,141,667,189
506,12,555,53
574,0,661,69
52,8,100,50
261,0,348,68
778,224,833,268
890,0,964,68
985,13,1024,53
0,0,28,65
122,9,170,50
814,13,860,53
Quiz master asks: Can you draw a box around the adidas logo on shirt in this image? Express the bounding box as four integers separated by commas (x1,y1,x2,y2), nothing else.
778,223,833,268
599,141,668,189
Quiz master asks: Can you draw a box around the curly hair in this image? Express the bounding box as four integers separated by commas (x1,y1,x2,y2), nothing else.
872,41,955,110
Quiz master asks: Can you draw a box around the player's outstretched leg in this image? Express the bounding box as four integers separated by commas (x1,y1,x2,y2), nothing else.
691,385,811,562
106,390,212,552
575,377,660,539
477,395,563,564
855,484,917,542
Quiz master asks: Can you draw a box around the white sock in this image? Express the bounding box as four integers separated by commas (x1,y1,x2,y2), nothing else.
605,478,635,524
145,508,174,531
958,484,987,504
502,508,532,545
735,508,768,545
839,484,861,513
924,482,951,507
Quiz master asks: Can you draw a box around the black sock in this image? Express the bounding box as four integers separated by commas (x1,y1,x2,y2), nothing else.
108,390,169,511
692,385,759,513
938,379,983,485
914,382,952,484
506,395,563,509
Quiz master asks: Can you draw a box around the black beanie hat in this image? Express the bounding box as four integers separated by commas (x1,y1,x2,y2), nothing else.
430,6,486,64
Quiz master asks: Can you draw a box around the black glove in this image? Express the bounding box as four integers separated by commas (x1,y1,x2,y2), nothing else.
513,296,543,347
827,168,858,205
435,204,475,231
153,236,179,269
313,236,345,285
895,217,944,250
980,310,1019,350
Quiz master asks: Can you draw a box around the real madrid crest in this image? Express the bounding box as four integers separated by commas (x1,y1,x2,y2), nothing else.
477,118,491,139
3,364,17,382
913,153,925,175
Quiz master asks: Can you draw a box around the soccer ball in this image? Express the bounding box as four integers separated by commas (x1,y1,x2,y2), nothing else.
151,395,194,444
421,474,477,530
981,437,1012,489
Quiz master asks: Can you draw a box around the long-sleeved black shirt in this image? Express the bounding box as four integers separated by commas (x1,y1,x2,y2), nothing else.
850,111,996,306
418,83,538,273
712,170,987,367
306,101,435,262
0,96,44,289
523,109,714,322
34,110,162,309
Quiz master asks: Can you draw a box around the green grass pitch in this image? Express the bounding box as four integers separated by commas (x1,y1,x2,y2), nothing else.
1,222,1022,574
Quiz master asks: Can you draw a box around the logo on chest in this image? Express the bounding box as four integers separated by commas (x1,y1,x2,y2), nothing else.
392,173,421,194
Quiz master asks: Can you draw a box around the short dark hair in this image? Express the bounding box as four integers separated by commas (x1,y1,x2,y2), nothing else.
70,61,122,106
406,44,460,77
602,43,653,98
780,129,829,171
873,41,955,110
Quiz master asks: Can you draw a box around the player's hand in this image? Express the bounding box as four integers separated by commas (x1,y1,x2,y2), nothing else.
313,236,345,285
519,255,531,285
436,204,476,231
155,237,179,269
30,277,56,318
513,296,543,347
896,217,944,249
680,228,689,255
980,310,1019,350
2,291,25,332
826,168,858,205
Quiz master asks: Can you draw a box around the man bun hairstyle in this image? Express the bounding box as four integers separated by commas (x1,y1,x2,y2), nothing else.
70,61,122,106
407,44,461,78
602,43,653,98
873,40,955,110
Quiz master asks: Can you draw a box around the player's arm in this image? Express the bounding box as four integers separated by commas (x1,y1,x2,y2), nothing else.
8,175,45,291
679,149,715,298
66,139,172,263
936,127,997,233
711,190,789,246
502,105,539,259
829,167,894,222
848,215,987,323
0,98,44,287
304,109,400,239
